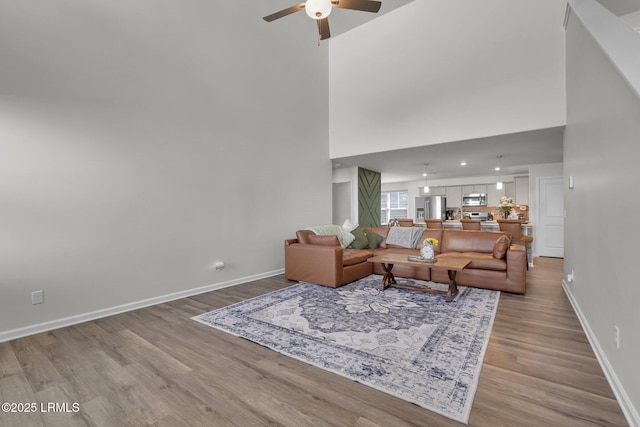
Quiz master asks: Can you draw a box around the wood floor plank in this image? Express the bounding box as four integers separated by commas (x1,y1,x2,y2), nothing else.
9,336,66,393
0,342,22,379
485,339,615,398
34,384,90,427
80,395,130,427
0,374,46,427
0,257,630,426
474,364,626,426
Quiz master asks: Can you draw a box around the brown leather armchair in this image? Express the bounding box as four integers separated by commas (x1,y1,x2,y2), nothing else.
497,219,533,268
284,232,373,288
397,218,414,227
425,219,443,229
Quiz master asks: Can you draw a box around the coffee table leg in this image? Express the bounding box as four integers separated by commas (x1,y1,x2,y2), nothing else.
381,263,396,291
446,269,459,303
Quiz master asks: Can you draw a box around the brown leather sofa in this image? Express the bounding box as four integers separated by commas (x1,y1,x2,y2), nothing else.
285,227,527,294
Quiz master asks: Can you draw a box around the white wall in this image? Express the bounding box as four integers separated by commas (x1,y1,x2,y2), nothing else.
329,0,567,158
0,1,331,338
565,1,640,424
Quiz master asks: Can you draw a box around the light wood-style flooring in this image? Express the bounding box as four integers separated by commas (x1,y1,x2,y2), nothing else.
0,257,629,426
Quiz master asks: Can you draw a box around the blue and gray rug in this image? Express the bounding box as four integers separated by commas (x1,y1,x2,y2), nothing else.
192,274,499,424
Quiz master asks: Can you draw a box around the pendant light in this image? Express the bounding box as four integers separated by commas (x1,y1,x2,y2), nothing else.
496,155,503,190
423,163,430,194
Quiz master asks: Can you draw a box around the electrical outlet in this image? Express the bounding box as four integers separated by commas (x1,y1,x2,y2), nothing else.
31,290,44,305
614,325,620,349
567,270,574,283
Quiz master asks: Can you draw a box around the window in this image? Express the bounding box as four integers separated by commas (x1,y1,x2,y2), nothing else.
381,190,408,224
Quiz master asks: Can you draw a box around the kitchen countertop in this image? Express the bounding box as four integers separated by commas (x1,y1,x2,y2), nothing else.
415,221,533,234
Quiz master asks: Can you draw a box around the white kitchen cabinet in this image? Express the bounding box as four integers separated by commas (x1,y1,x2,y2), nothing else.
505,182,516,199
515,176,529,204
445,186,462,207
473,184,487,194
486,184,505,206
462,185,488,194
429,186,446,196
449,181,524,206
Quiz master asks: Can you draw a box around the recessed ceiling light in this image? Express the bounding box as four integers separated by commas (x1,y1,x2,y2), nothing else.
460,162,467,166
495,167,500,171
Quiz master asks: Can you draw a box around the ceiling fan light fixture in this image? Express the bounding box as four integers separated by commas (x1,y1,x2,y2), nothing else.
305,0,332,19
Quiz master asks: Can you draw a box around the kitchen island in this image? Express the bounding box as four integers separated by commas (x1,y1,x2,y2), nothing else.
415,220,532,233
443,220,532,234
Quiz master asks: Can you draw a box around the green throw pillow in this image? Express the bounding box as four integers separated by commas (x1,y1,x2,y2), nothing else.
349,226,369,249
364,230,384,249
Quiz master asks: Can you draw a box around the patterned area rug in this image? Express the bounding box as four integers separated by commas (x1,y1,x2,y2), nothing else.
192,275,500,424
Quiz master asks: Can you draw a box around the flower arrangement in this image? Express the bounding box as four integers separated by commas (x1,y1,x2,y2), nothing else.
499,196,516,213
423,237,438,246
420,237,438,260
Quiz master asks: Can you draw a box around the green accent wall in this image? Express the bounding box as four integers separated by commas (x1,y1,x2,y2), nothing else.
358,167,381,227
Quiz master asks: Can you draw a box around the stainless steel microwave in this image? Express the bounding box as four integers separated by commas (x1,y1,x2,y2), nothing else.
462,193,487,206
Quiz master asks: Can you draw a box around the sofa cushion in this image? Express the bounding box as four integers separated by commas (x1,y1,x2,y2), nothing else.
493,235,511,259
343,249,374,266
342,218,358,231
296,230,315,244
349,226,370,249
305,224,355,248
363,229,385,249
441,229,507,253
308,234,340,246
438,252,507,271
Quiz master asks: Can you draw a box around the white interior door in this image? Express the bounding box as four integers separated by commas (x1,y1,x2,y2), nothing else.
537,176,564,258
332,182,352,225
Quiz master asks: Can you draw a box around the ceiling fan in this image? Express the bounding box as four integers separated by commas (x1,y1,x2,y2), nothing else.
263,0,382,42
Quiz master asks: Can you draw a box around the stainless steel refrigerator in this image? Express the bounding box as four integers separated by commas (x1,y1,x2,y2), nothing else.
415,196,447,220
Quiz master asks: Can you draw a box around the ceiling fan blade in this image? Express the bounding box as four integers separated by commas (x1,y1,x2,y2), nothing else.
318,18,331,40
263,3,305,22
331,0,381,13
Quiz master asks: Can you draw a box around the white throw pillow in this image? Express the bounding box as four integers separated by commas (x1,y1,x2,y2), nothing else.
342,218,359,232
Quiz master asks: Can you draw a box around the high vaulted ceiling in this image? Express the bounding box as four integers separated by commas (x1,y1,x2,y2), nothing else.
328,0,567,185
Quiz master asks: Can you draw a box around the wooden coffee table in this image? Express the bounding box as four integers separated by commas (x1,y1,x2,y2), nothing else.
367,253,471,303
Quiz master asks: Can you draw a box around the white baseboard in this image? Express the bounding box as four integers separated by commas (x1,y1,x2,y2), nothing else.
562,280,639,427
0,269,285,344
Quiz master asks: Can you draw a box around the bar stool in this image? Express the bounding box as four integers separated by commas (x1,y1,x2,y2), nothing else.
425,219,443,229
497,219,534,269
460,219,481,230
397,218,414,227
